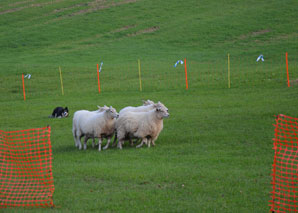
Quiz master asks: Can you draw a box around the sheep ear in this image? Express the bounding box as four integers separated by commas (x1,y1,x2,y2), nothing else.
97,105,101,109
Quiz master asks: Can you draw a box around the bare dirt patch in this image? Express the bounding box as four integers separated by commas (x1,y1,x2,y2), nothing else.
111,25,136,33
8,0,36,7
0,7,23,15
128,26,160,37
0,0,64,15
45,0,137,24
238,29,271,40
53,3,89,13
70,0,137,17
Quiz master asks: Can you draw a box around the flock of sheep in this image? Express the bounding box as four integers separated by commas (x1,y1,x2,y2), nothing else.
72,100,169,151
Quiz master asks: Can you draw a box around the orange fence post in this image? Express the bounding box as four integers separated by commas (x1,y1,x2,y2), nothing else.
22,74,26,101
184,58,188,90
286,52,290,87
97,64,101,93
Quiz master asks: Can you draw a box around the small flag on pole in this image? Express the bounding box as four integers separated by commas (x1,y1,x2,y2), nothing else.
174,60,184,67
24,74,31,79
98,62,103,72
256,55,264,62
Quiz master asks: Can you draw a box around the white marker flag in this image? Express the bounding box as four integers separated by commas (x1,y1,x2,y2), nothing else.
24,74,31,79
256,55,264,62
99,62,103,72
174,60,184,67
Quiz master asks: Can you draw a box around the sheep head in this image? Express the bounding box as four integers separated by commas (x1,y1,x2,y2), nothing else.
155,102,169,119
105,106,119,119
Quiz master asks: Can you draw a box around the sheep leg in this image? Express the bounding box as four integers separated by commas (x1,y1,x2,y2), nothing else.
147,138,155,148
78,135,84,150
129,138,134,146
83,136,89,150
143,139,148,145
98,138,102,151
91,137,95,148
117,140,123,149
73,130,81,148
74,136,79,148
112,136,118,147
136,138,147,148
103,138,111,150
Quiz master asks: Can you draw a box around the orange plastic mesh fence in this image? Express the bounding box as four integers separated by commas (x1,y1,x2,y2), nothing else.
0,126,54,208
269,115,298,212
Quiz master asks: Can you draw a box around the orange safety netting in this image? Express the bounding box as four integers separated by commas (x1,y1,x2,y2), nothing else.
0,126,54,208
270,114,298,212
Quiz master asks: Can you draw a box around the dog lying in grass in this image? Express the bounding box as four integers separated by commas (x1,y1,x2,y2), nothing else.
49,107,69,118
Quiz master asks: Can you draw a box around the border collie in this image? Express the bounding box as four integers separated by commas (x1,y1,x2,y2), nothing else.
49,107,69,118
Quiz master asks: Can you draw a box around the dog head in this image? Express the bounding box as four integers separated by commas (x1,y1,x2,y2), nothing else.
62,107,69,117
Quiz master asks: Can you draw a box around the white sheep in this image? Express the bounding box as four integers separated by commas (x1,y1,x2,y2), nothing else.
74,105,110,148
116,102,169,149
119,99,155,116
110,100,156,147
88,105,110,147
72,106,118,151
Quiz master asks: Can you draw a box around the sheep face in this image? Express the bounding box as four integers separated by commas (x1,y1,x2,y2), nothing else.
156,105,169,119
106,106,119,119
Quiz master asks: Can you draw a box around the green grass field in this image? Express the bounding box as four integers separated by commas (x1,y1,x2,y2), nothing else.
0,0,298,212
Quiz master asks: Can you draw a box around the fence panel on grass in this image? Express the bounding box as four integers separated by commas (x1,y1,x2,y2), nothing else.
0,126,54,208
269,114,298,212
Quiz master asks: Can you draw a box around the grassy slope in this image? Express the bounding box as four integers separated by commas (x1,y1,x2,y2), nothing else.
0,0,298,212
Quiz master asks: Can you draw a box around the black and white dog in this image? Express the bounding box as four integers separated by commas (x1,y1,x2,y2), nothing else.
49,107,69,118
